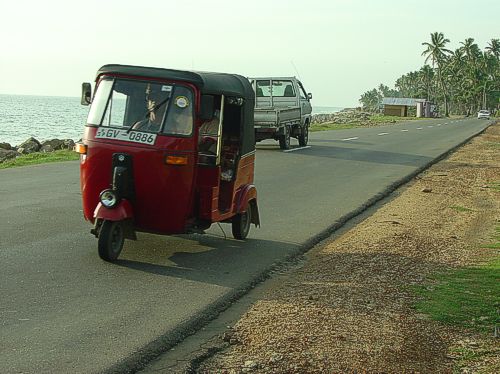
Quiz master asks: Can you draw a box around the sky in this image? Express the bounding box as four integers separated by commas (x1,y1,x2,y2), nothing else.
0,0,498,107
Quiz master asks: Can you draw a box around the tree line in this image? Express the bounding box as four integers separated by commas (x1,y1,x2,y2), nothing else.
360,33,500,116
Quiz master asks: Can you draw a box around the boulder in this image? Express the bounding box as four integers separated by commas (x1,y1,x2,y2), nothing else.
39,138,76,153
40,139,65,153
62,139,75,150
17,137,41,154
0,149,18,163
0,142,12,150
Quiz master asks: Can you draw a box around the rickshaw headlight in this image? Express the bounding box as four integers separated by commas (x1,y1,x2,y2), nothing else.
100,189,118,208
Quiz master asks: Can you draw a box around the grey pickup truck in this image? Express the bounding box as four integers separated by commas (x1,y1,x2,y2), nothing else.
250,77,312,149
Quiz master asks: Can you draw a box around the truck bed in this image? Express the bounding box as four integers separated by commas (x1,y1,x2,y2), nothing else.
254,106,301,128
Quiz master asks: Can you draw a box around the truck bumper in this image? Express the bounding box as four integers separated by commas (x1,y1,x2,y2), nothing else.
255,127,279,142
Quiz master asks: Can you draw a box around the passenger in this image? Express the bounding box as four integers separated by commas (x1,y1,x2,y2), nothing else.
199,110,220,154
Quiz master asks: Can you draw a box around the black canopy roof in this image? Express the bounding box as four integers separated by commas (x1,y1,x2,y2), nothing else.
97,64,253,99
97,64,256,155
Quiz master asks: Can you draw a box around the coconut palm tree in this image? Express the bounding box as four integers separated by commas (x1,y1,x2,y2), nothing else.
485,38,500,60
422,32,452,116
359,88,381,112
418,65,435,102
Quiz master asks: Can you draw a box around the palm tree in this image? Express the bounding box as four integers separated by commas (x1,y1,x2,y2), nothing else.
422,32,452,116
446,49,468,113
418,65,435,101
360,88,381,112
479,51,499,109
485,38,500,60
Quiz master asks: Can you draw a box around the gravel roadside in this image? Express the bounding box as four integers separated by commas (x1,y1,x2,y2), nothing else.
195,122,500,373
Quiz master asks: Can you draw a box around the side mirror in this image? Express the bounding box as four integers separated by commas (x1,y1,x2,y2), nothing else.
199,94,214,121
81,83,92,106
307,93,312,100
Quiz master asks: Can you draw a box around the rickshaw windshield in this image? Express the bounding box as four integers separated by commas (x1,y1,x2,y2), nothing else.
87,78,194,136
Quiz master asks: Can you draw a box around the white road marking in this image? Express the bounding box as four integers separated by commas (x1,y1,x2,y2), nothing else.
428,125,434,128
377,132,389,136
417,127,423,130
437,124,442,126
401,129,409,132
283,146,311,153
341,137,359,141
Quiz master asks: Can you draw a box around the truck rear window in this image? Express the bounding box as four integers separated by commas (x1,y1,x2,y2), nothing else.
256,80,295,97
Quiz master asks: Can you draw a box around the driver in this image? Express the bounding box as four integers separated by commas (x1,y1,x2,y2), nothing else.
132,96,166,132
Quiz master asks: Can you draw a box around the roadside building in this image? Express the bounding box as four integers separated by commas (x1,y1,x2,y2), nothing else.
382,97,433,117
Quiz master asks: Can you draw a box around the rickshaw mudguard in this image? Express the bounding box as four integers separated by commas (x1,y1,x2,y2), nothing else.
235,184,260,227
93,199,134,221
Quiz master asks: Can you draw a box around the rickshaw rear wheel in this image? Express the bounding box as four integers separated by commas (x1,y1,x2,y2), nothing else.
232,204,252,240
279,126,291,150
98,220,125,262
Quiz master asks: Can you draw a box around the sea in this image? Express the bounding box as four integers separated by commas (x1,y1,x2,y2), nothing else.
0,94,342,146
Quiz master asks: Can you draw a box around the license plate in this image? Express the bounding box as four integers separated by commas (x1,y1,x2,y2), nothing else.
95,128,157,145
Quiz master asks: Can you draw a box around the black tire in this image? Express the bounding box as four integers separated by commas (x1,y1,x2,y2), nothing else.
298,123,309,147
279,126,291,150
98,220,125,262
232,204,252,240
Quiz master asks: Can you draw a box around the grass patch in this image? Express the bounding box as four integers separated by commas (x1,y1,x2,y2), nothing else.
450,205,474,212
310,114,427,132
310,123,359,132
483,226,500,249
486,142,500,149
413,257,500,332
486,182,500,192
0,150,79,169
369,114,424,123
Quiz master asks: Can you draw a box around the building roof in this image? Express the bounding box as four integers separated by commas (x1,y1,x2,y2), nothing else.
382,97,426,106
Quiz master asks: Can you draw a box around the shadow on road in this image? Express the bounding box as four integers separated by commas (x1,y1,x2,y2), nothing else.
112,232,301,288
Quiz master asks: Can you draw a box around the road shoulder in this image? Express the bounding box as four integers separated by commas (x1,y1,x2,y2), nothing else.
142,122,500,373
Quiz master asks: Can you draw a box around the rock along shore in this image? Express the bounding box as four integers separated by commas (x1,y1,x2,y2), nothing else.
311,108,373,125
0,137,75,164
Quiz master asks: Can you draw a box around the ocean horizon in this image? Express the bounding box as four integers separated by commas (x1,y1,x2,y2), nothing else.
0,94,342,146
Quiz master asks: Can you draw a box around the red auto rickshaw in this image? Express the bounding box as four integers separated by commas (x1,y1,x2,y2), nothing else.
76,64,260,261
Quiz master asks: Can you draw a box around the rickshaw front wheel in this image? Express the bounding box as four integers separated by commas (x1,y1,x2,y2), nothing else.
232,205,251,240
98,220,125,262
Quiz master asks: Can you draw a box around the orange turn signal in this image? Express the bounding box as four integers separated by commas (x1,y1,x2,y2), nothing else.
165,155,188,165
74,143,87,155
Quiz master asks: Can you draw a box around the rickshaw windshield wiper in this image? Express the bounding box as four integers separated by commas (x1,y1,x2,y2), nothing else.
126,97,170,133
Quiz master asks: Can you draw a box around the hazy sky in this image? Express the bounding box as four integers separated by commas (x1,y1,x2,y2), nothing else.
0,0,498,106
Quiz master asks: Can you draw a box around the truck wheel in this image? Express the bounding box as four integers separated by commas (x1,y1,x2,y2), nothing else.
232,205,251,240
98,220,125,262
279,126,291,150
298,124,309,147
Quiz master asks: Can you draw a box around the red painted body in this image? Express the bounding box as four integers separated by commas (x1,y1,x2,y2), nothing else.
93,199,134,221
79,72,258,235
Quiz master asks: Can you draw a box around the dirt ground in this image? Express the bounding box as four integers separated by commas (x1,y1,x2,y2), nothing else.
197,122,500,373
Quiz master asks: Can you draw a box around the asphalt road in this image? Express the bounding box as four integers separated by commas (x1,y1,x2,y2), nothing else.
0,117,491,373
